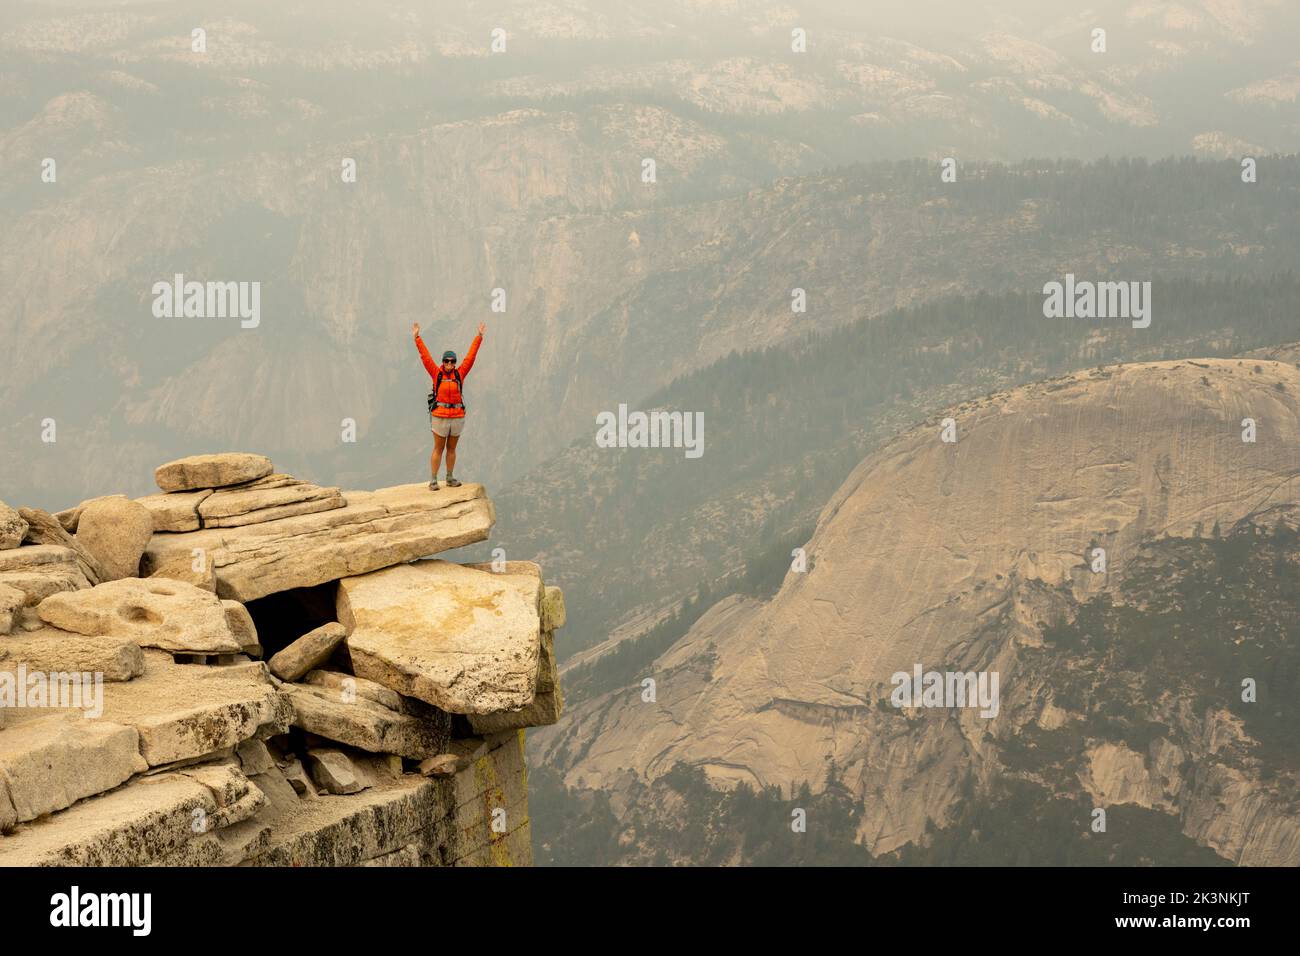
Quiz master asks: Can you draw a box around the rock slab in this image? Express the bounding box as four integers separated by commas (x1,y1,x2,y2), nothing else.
268,622,347,682
19,508,105,584
198,477,345,528
143,482,494,603
0,544,92,610
135,489,213,533
155,453,273,493
1,626,144,681
0,715,144,828
338,560,543,715
284,682,448,760
36,578,243,654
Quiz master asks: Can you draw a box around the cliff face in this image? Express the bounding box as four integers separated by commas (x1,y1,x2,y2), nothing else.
0,453,564,866
534,358,1300,865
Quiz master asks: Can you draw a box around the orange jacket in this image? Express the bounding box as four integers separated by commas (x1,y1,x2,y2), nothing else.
416,332,481,418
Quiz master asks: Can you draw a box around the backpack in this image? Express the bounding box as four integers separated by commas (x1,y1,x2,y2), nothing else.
427,367,464,413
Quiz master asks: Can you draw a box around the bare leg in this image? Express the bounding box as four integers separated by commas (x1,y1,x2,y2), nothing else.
431,432,446,479
445,434,459,476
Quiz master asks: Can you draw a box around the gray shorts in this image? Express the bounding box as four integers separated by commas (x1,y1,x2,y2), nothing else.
431,415,466,438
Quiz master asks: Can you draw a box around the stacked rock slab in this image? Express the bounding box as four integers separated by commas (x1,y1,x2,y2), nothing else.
0,452,560,867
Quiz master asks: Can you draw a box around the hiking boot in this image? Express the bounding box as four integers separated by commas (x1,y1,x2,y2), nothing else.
445,476,462,487
428,479,440,491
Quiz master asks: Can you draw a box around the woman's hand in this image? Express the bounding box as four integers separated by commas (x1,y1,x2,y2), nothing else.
412,322,420,337
478,322,486,336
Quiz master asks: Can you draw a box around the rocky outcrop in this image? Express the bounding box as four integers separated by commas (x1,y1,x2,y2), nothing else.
56,468,338,543
0,452,562,868
142,482,493,602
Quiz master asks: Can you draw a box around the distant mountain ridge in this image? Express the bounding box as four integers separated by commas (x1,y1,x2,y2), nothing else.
490,275,1300,666
5,154,1299,514
533,355,1300,864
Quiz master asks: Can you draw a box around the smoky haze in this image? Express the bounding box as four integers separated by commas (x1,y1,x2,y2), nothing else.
1,0,1298,873
2,0,1297,511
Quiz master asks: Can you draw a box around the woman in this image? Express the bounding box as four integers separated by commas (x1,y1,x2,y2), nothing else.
413,321,484,490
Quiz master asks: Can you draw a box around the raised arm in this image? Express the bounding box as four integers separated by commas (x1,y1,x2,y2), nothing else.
459,322,485,378
412,323,438,378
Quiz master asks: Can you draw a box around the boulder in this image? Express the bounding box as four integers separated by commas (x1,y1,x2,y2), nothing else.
0,566,90,608
222,600,261,654
178,761,268,830
75,496,154,580
0,763,260,866
1,626,144,681
0,714,145,828
246,765,302,823
142,482,494,603
337,560,543,714
0,499,29,549
267,622,348,681
135,489,213,533
0,546,91,608
417,754,460,777
18,508,104,584
307,748,368,795
283,682,448,760
52,494,127,534
36,577,243,654
154,453,274,493
71,651,292,767
0,543,81,574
